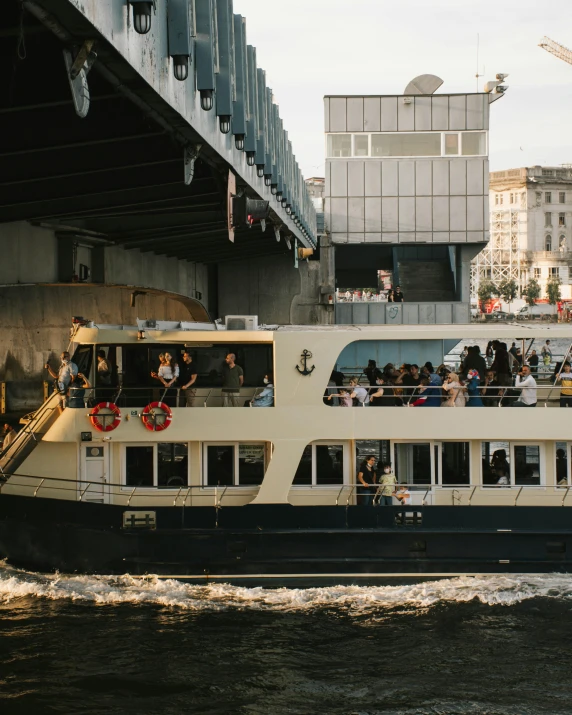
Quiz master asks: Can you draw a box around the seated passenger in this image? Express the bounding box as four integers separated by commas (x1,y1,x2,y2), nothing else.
1,423,17,451
395,364,421,403
67,373,91,408
251,373,274,407
511,365,537,407
394,484,411,505
369,376,396,407
409,377,430,406
412,373,443,407
482,370,500,407
443,372,466,407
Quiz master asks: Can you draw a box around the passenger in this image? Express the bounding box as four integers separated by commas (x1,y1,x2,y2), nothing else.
330,368,345,387
490,341,512,388
96,349,112,386
347,378,369,406
392,286,404,303
364,359,382,387
443,372,466,407
556,448,568,485
495,466,510,486
324,378,338,406
541,340,552,369
485,341,494,366
251,373,274,407
515,348,523,367
67,373,91,408
45,351,78,395
511,365,537,407
462,346,487,380
1,423,17,451
465,369,484,407
221,353,244,407
528,350,539,377
376,463,397,506
395,364,421,403
369,376,395,406
357,455,377,506
460,345,469,361
556,362,572,408
491,449,510,483
327,388,353,407
394,483,411,506
179,351,198,407
509,342,518,359
422,362,442,386
482,370,500,407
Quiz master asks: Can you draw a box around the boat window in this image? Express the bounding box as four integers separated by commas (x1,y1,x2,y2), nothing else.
293,443,346,486
125,446,154,487
440,442,470,486
556,442,568,486
355,440,391,474
157,443,189,488
72,345,93,377
482,442,510,485
204,443,268,486
394,443,433,485
514,445,541,486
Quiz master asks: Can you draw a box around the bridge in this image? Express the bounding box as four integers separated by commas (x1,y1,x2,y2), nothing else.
1,0,326,410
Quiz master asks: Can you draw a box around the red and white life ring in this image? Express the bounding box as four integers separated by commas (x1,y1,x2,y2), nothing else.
90,402,122,432
141,401,173,432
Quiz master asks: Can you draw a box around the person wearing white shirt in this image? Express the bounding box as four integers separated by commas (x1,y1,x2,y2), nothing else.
45,351,78,394
511,366,537,407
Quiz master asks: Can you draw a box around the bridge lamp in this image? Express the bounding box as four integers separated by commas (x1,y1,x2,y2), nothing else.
200,89,214,111
219,116,231,134
270,184,278,195
276,191,283,202
246,152,256,166
264,174,272,187
235,135,245,151
130,1,153,34
281,198,288,208
172,56,188,81
256,164,265,178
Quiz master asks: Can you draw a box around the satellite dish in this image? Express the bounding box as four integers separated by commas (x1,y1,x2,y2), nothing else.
404,74,444,95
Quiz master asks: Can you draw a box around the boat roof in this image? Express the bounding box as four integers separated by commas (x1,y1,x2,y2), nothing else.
73,322,572,344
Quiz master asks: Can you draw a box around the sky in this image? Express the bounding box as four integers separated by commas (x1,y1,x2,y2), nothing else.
233,0,572,178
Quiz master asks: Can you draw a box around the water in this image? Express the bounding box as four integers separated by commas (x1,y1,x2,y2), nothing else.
2,565,572,714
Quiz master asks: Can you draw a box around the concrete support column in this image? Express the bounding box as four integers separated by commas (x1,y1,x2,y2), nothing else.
457,244,484,303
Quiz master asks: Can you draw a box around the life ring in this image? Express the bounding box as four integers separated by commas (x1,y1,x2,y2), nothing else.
141,401,173,432
90,402,122,432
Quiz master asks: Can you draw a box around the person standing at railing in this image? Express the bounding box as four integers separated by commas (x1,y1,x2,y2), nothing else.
511,366,537,407
555,362,572,408
178,351,198,407
222,353,244,407
45,351,78,396
96,350,112,386
541,340,553,370
528,350,539,377
491,341,512,388
1,423,16,451
376,463,397,506
357,456,377,506
67,373,91,408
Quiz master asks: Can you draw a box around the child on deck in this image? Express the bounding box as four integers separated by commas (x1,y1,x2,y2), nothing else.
327,388,353,407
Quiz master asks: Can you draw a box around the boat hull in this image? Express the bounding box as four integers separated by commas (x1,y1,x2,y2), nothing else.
2,495,572,584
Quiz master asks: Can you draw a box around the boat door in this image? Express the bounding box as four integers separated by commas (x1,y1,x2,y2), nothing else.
392,442,435,504
79,444,110,503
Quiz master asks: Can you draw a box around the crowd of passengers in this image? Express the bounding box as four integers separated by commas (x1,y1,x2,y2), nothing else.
43,350,274,409
325,340,572,408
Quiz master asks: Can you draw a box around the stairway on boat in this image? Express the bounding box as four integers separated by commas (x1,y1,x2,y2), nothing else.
0,391,61,477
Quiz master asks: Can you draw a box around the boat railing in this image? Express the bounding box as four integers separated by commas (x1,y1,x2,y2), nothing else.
74,385,272,409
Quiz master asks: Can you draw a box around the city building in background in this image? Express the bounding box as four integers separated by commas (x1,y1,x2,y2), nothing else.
472,166,572,303
323,76,504,324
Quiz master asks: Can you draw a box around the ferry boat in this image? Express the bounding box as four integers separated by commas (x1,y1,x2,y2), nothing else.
1,319,572,585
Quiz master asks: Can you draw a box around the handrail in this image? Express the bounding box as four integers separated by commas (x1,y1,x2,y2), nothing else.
345,484,356,507
422,488,431,506
467,486,477,506
335,484,346,506
79,481,92,501
514,486,524,506
562,486,571,507
33,478,45,497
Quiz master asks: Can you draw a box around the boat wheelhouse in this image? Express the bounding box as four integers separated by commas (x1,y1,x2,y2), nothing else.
2,321,572,584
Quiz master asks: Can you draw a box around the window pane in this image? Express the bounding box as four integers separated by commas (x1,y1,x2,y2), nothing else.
371,133,441,157
514,445,540,486
327,134,351,157
441,442,470,486
316,445,344,485
293,445,312,485
157,443,188,488
126,446,154,487
444,133,459,155
355,440,391,473
238,444,265,485
207,445,234,486
461,132,486,155
482,441,510,485
394,443,431,485
353,134,369,157
556,443,568,485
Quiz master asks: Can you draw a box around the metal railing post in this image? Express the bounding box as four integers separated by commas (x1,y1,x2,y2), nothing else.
562,486,571,507
467,486,477,506
514,486,524,506
0,382,5,415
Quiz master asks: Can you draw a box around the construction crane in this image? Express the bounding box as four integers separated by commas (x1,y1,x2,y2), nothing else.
539,36,572,66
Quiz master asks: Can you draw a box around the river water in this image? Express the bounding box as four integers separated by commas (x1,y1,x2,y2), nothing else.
1,564,572,714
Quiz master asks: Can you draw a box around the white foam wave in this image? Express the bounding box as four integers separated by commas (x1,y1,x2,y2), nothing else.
1,563,572,612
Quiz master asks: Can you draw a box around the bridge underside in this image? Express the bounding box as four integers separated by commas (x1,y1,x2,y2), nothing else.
0,2,290,264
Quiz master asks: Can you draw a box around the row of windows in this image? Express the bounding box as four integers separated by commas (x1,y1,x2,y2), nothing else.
119,440,567,490
545,213,566,227
544,191,567,204
326,131,487,159
494,192,568,207
532,266,565,279
543,235,567,252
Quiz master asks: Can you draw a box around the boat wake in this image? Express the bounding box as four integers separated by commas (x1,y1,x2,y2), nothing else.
2,563,572,612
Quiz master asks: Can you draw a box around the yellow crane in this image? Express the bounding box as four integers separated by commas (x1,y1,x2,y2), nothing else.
539,36,572,66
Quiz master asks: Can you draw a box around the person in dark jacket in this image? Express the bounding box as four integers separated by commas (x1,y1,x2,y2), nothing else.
461,345,487,380
491,341,512,387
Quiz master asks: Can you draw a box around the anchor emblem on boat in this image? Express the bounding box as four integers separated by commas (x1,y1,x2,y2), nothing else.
296,349,315,376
